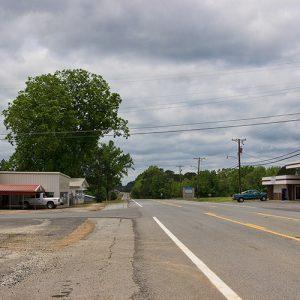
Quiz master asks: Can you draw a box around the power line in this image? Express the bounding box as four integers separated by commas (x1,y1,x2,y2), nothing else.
1,117,300,141
120,87,300,113
1,112,299,138
130,112,300,130
121,86,300,112
244,149,300,166
123,81,300,102
108,62,300,83
245,152,300,166
113,118,300,136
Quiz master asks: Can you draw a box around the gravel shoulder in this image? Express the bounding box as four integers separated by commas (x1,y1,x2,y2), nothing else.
0,217,138,300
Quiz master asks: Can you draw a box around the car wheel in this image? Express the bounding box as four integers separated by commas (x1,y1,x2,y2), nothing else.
23,201,30,209
260,196,267,201
238,197,244,203
46,201,55,209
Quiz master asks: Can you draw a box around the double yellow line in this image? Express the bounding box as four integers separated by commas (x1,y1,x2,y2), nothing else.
206,212,300,242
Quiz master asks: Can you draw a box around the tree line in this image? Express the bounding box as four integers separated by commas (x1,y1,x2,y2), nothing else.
131,165,281,199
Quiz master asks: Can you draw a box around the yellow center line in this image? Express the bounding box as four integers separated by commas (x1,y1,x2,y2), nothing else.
257,213,300,222
155,200,182,208
205,212,300,242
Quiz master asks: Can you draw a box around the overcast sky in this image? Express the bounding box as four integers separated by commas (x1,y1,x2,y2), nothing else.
1,0,300,183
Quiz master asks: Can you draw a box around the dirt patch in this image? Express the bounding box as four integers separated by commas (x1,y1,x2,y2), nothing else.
0,210,28,215
0,233,52,252
86,203,105,211
0,219,51,234
52,219,95,249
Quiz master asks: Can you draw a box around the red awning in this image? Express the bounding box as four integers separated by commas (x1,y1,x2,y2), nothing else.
0,184,45,196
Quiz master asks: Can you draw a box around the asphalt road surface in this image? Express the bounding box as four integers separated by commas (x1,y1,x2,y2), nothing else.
1,200,300,299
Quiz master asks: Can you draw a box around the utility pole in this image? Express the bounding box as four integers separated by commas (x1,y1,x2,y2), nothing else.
232,138,246,193
176,165,184,198
193,157,205,198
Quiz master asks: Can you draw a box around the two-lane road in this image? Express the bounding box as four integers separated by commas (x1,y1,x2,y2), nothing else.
131,199,300,299
1,200,300,299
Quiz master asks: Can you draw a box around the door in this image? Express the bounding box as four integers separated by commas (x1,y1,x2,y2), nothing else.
282,188,288,200
296,186,300,200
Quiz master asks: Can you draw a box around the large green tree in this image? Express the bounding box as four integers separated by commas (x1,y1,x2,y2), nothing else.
3,69,129,177
84,140,133,201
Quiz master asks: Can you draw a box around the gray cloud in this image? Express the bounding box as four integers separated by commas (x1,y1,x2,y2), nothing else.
2,0,300,64
1,0,300,183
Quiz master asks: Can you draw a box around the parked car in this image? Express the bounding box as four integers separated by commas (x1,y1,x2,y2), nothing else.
233,190,267,202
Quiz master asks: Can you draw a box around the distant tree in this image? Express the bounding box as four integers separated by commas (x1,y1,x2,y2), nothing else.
84,140,133,201
277,166,294,176
183,172,197,180
118,181,135,193
3,69,129,177
131,166,172,199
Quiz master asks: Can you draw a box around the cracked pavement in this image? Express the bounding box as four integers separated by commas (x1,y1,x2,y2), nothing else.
0,217,139,300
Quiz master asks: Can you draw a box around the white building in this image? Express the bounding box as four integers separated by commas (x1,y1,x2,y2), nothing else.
0,171,71,205
69,178,89,204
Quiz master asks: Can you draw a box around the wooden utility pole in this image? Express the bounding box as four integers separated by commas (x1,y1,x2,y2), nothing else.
176,165,184,197
193,157,205,198
232,138,246,193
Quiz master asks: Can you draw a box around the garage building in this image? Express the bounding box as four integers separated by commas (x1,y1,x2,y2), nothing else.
0,171,71,205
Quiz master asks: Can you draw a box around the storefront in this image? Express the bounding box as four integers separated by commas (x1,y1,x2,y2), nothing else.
262,160,300,200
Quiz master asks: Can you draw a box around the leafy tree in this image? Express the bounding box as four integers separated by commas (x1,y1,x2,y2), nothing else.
118,181,135,193
84,140,133,201
131,166,173,199
3,69,128,177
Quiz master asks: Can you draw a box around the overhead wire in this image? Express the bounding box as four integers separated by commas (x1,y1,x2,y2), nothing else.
0,117,299,140
111,118,300,136
243,152,300,166
130,112,300,130
120,86,300,112
0,112,298,137
122,81,300,101
243,149,300,166
108,61,300,83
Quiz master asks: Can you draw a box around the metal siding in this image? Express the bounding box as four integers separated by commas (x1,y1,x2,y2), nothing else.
59,174,70,193
0,173,62,198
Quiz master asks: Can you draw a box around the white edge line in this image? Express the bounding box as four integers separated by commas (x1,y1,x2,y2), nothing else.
152,216,241,300
132,199,143,207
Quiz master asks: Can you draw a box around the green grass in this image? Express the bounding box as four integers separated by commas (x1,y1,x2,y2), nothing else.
186,197,233,203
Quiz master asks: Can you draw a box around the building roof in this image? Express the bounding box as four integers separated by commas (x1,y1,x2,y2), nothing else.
69,178,89,188
262,175,300,185
285,161,300,169
0,184,45,195
0,171,71,179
